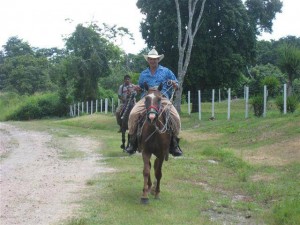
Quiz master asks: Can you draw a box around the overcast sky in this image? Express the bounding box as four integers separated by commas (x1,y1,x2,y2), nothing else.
0,0,299,54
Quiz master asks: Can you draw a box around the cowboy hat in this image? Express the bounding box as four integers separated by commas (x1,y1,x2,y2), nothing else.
143,48,164,62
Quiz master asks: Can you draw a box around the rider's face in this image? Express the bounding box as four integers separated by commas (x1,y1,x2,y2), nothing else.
148,57,159,68
124,78,130,85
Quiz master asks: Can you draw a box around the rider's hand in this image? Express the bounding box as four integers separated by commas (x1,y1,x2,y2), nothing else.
170,80,178,90
133,85,142,92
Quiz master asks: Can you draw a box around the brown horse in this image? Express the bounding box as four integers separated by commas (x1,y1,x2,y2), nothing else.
116,92,136,150
137,83,171,204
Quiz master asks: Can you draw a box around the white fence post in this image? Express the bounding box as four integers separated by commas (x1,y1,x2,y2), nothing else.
263,85,267,117
86,101,89,114
91,100,93,114
96,100,98,113
105,98,108,114
245,86,249,119
212,89,215,118
188,91,191,115
227,88,231,120
69,105,73,117
284,83,287,114
77,102,80,116
198,90,201,120
101,99,103,113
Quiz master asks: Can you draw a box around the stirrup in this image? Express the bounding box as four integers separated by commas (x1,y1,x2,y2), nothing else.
170,146,183,157
125,144,136,155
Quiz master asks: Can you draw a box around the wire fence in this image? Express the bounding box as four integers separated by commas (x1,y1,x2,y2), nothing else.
69,84,299,120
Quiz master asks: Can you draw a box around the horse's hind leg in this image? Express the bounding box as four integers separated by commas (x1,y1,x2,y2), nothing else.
120,130,125,150
125,133,130,149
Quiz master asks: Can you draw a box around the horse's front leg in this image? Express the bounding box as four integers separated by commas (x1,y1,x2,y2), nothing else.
141,154,151,204
153,158,163,199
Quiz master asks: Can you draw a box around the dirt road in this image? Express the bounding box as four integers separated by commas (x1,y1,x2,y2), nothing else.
0,122,113,225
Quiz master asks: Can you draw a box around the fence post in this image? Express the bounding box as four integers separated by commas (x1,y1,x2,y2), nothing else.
245,86,249,119
81,102,84,114
91,100,93,115
69,105,73,117
263,85,267,117
198,90,201,120
96,100,98,113
283,83,287,114
188,91,191,115
219,89,221,103
78,102,80,116
86,101,89,114
212,89,215,118
227,88,231,120
101,99,103,113
105,98,108,114
111,98,114,114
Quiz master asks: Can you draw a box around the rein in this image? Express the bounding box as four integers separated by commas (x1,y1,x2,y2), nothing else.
143,82,175,142
144,100,171,142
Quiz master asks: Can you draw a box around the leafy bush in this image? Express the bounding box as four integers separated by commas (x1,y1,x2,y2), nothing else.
276,95,299,113
6,93,66,120
261,76,280,97
98,86,118,107
0,92,24,120
250,95,264,117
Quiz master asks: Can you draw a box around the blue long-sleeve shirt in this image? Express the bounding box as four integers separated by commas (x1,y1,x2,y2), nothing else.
138,65,178,99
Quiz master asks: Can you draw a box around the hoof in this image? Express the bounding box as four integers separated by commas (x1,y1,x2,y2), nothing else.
140,197,149,204
120,144,125,150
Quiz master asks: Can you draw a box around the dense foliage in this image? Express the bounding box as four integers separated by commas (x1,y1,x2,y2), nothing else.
1,1,300,119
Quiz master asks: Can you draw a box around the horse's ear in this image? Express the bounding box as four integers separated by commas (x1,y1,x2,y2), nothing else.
144,82,149,91
158,83,163,91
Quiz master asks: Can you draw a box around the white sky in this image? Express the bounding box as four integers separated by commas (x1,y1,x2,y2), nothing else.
0,0,299,54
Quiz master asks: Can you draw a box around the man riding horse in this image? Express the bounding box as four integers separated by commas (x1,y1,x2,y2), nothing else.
116,75,136,132
125,48,183,157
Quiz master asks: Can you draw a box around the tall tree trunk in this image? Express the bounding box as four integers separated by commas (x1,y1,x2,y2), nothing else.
174,0,207,113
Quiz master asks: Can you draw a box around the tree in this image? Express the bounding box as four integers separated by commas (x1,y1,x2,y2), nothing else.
173,0,207,111
245,0,283,35
65,24,111,101
0,37,52,95
277,43,300,96
2,36,34,57
137,0,282,112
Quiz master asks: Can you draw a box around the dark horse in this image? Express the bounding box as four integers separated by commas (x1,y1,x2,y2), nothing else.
116,92,136,150
138,83,171,204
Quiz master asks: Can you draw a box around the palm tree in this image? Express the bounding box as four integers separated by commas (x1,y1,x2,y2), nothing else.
277,43,300,96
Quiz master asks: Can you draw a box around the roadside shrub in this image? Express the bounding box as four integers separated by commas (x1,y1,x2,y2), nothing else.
250,95,264,117
98,86,118,108
276,95,299,113
261,76,280,98
6,93,63,120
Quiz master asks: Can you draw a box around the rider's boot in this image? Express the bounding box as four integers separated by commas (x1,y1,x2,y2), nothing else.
125,134,137,155
169,136,183,157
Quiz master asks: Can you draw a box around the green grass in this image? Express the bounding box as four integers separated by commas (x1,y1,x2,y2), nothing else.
1,99,300,225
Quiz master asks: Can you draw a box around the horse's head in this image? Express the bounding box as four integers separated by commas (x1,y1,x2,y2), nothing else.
144,83,163,124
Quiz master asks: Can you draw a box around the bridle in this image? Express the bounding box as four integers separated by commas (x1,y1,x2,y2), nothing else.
143,92,171,142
